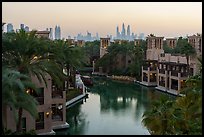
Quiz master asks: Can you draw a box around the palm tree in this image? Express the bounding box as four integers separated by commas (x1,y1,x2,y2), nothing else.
2,30,65,132
129,44,145,79
173,57,202,135
142,96,175,135
2,67,38,133
51,39,85,89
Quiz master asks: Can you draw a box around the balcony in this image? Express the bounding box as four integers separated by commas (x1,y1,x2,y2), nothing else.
52,110,63,121
52,89,63,98
143,66,148,70
159,81,165,87
150,67,157,71
171,71,179,77
159,69,165,74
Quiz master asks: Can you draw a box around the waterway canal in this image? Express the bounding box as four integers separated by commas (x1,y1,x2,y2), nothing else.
56,77,174,135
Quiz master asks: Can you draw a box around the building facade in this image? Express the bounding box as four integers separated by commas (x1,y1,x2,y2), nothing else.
2,30,69,135
7,23,14,33
55,25,61,40
100,38,110,58
141,34,202,96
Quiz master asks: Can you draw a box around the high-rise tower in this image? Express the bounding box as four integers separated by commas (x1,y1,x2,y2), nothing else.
49,28,53,40
121,23,126,40
127,25,130,40
7,23,14,33
55,25,61,40
116,26,120,39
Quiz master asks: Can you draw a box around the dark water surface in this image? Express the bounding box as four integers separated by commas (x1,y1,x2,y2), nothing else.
56,77,174,135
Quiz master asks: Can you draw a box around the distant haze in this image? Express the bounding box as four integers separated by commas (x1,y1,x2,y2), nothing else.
2,2,202,38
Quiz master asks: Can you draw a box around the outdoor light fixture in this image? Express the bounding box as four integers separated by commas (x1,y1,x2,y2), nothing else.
26,89,30,93
46,112,50,118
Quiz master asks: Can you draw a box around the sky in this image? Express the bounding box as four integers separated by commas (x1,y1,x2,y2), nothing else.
2,2,202,39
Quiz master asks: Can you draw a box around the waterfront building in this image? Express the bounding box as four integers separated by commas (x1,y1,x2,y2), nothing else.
3,31,69,135
141,34,202,96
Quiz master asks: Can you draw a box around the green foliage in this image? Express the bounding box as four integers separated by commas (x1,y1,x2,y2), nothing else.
95,41,146,78
142,58,202,135
82,40,100,66
2,30,86,132
2,67,39,122
163,41,173,54
66,88,82,101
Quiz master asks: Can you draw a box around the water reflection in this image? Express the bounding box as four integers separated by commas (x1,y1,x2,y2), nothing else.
56,77,174,135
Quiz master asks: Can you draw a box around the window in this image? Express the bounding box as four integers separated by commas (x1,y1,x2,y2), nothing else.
22,118,26,132
29,88,44,105
36,112,44,130
52,104,63,121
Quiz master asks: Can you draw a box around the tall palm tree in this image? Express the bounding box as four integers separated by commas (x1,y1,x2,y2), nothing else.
2,67,38,133
142,96,175,135
52,39,85,87
2,30,65,132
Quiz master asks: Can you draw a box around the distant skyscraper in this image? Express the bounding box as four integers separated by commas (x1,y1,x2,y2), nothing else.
7,23,14,33
139,33,145,40
55,25,61,40
121,23,126,39
49,28,53,40
116,26,120,39
127,25,130,40
20,24,24,30
96,32,99,40
86,31,91,41
24,26,29,32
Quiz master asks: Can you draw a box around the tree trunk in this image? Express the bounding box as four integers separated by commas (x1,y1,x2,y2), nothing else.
16,107,23,132
186,56,190,75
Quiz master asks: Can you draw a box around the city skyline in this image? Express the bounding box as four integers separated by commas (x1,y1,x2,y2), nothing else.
2,2,202,38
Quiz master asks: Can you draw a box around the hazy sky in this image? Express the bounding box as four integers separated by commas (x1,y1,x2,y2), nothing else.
2,2,202,38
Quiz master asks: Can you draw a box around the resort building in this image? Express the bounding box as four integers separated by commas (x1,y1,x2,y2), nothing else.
141,34,202,96
140,35,164,86
2,30,69,135
165,38,177,48
66,38,75,46
77,40,85,47
100,38,110,58
156,53,189,95
35,31,50,39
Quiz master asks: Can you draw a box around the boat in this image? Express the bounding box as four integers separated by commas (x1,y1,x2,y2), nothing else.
81,75,93,86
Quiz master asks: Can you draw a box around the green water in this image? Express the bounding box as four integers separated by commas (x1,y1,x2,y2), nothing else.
56,77,174,135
